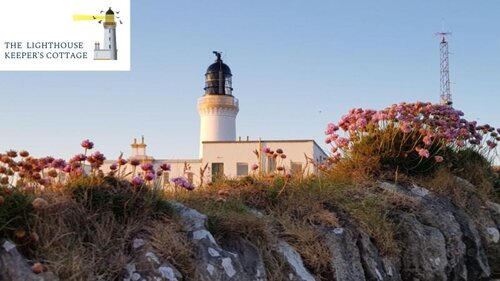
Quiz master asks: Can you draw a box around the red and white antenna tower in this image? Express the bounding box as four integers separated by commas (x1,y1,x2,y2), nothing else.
436,32,452,105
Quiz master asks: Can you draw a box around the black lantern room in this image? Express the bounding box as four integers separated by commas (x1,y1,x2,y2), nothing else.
204,51,233,96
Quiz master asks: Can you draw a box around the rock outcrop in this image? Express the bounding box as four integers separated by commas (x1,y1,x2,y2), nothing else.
276,240,316,281
124,238,183,281
0,240,58,281
172,202,261,281
381,181,497,281
322,227,367,281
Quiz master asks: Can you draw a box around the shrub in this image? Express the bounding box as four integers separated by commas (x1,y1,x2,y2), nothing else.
325,102,498,176
0,188,34,241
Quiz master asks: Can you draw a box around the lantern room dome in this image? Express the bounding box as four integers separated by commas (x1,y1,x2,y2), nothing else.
204,52,233,96
206,61,231,75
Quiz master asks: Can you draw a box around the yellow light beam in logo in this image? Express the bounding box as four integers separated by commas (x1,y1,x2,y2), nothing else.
73,15,105,21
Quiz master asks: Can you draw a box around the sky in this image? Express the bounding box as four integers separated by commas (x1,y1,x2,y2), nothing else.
1,0,499,160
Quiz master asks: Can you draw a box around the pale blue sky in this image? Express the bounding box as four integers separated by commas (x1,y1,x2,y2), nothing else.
1,0,499,160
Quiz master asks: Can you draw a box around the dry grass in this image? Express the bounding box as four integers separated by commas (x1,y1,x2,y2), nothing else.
339,194,400,256
0,177,180,280
416,168,470,208
149,218,196,278
33,200,134,280
326,153,381,184
416,167,497,209
275,213,332,278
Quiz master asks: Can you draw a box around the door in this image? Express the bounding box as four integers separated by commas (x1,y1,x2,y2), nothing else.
211,163,224,182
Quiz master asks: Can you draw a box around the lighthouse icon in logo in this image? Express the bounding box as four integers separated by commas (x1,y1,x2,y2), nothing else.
74,7,123,61
94,7,118,60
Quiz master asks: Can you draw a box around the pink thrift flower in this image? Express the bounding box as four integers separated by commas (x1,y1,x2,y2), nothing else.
51,159,66,169
418,148,430,158
336,137,349,148
356,118,367,128
183,181,194,190
251,164,259,171
81,139,94,150
145,173,155,181
110,163,118,171
141,163,153,171
434,156,444,163
325,123,339,135
171,177,195,191
423,136,432,146
63,165,71,173
129,159,141,166
91,151,106,162
131,176,144,186
71,154,87,162
160,163,171,171
400,123,412,134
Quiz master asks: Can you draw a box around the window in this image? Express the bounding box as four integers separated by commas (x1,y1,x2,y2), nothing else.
236,163,248,176
291,162,302,175
211,163,224,182
224,77,233,95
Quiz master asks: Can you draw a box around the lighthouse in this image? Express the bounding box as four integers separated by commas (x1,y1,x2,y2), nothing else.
94,7,118,60
198,52,239,157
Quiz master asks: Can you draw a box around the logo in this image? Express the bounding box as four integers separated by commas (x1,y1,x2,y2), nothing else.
0,0,130,71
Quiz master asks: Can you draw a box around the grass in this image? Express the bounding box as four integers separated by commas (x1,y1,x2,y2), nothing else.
0,188,35,246
0,147,498,280
149,218,196,279
0,176,181,281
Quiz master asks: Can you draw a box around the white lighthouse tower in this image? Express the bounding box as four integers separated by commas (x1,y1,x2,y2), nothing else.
198,52,239,157
94,7,118,60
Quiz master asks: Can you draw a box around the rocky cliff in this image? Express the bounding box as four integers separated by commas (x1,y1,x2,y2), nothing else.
1,179,500,281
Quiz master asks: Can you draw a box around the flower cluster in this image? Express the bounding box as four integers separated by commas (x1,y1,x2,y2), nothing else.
0,139,176,191
259,147,287,173
325,102,498,170
171,177,195,191
0,151,67,189
63,140,107,176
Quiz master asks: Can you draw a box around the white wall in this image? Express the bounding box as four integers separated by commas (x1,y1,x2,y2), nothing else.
197,95,239,157
101,140,327,187
201,140,326,180
199,113,237,142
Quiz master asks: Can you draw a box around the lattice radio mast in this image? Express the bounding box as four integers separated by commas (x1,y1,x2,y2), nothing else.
436,32,452,105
